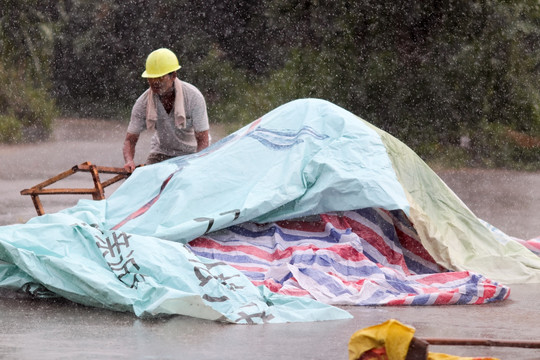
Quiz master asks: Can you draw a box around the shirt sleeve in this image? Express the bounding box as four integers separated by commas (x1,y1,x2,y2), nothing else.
184,83,209,133
127,90,150,134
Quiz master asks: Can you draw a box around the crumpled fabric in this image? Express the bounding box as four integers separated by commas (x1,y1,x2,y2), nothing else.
0,207,351,323
348,319,499,360
1,98,539,322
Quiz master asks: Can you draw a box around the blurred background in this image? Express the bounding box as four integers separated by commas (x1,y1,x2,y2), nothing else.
1,0,539,169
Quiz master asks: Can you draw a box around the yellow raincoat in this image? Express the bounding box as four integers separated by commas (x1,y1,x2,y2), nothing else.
348,319,498,360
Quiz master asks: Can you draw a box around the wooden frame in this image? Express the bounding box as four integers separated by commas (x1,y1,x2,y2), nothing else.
20,161,131,216
423,337,540,349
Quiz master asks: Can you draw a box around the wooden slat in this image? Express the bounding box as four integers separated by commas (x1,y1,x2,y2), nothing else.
20,166,78,193
77,164,130,175
89,164,105,200
30,195,45,216
20,162,135,216
25,188,97,195
101,174,129,188
424,338,540,349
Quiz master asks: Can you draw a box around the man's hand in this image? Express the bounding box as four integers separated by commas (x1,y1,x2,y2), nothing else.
124,160,136,173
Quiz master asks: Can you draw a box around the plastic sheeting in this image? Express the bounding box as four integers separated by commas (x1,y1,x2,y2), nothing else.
104,99,410,239
189,209,510,306
105,98,540,283
0,98,539,322
0,209,350,322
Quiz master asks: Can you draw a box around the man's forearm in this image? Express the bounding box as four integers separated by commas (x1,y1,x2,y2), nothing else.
195,130,210,152
123,133,139,171
123,143,134,161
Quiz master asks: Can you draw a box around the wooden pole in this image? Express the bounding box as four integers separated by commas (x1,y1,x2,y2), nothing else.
30,194,45,216
88,163,105,200
423,338,540,349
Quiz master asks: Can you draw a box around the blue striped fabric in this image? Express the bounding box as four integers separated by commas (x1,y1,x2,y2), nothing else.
189,208,510,306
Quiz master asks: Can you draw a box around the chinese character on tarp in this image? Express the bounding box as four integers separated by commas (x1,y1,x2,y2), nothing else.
95,231,145,288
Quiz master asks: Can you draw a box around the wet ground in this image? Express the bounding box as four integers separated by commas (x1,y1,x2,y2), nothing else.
0,119,539,359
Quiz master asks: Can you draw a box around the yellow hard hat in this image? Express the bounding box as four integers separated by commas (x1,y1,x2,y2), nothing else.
141,48,181,78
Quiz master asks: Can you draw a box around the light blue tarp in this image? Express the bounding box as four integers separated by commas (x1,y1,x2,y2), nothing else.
0,209,350,322
104,98,409,240
1,98,411,323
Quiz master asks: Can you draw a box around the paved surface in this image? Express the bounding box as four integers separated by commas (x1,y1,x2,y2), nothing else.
0,283,539,359
0,119,539,359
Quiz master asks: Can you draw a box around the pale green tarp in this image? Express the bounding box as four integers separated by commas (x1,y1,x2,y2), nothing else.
374,127,540,283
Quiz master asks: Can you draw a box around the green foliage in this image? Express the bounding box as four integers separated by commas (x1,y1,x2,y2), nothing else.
468,121,540,170
0,114,22,143
0,0,57,85
1,0,539,169
424,121,540,171
0,1,58,142
202,48,350,127
52,0,213,117
0,65,57,142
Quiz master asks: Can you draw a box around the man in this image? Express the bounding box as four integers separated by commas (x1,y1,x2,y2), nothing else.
123,48,210,172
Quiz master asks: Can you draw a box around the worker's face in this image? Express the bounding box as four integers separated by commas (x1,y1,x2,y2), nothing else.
148,73,175,95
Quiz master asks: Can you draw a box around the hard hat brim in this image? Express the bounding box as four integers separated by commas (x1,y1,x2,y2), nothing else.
141,65,181,78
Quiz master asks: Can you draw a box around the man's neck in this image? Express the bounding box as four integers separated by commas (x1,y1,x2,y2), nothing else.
159,86,175,113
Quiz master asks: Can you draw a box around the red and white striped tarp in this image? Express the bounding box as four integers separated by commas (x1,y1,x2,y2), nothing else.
514,236,540,256
188,208,510,306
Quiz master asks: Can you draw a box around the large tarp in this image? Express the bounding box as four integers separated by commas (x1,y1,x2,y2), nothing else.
189,209,510,306
0,210,351,323
0,98,539,322
104,98,540,283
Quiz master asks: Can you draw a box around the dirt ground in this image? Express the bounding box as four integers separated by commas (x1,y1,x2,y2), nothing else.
0,119,539,360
